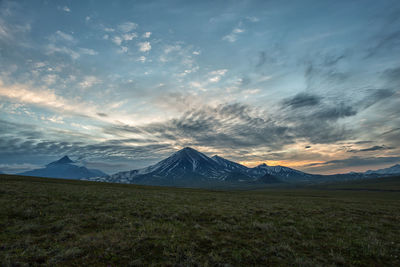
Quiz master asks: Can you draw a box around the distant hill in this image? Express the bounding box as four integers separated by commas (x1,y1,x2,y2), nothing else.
18,156,107,179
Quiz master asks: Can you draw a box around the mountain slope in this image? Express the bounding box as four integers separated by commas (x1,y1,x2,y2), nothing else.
257,172,282,183
365,164,400,175
19,156,107,179
211,155,250,173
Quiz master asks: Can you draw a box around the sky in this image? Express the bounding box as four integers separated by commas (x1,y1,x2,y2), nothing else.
0,0,400,175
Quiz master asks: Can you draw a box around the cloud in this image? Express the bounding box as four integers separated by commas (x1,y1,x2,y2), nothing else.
58,6,71,12
110,32,137,51
208,69,228,83
0,119,174,173
137,56,146,63
122,32,137,41
46,44,80,59
79,76,101,89
349,145,393,153
41,115,64,124
358,88,395,110
305,156,400,169
112,36,122,46
366,30,400,58
104,27,115,32
51,30,75,43
283,93,321,109
143,32,151,38
164,45,181,54
120,46,128,53
245,16,259,22
0,79,97,117
0,17,31,41
242,89,260,95
118,22,138,33
314,103,357,121
46,46,97,59
79,48,98,56
0,23,10,40
42,74,58,85
222,27,245,42
384,66,400,85
138,41,151,52
0,163,42,173
105,103,293,150
255,51,266,68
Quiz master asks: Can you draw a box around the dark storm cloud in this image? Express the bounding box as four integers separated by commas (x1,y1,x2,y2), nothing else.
282,93,321,109
314,103,357,120
107,100,360,150
0,119,44,140
280,98,358,144
306,156,400,169
354,141,374,145
0,119,173,162
381,128,400,136
360,88,395,109
0,133,172,163
379,127,400,149
348,145,393,153
106,103,294,150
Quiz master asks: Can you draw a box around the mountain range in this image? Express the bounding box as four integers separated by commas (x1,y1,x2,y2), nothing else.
18,156,107,179
83,147,400,187
1,147,398,187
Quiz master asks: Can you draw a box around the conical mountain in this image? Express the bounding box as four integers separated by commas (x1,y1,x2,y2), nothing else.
19,156,107,179
135,147,223,178
47,155,74,166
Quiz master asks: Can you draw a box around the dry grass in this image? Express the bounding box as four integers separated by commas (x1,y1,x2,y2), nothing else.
1,174,399,266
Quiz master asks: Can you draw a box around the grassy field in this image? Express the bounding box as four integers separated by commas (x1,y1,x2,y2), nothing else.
1,174,399,266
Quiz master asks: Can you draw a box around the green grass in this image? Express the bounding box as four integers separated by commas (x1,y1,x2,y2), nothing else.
1,174,400,266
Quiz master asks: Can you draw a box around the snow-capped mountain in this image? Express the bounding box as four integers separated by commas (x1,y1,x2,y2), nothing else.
211,155,250,173
19,156,107,179
82,147,400,187
137,147,223,178
102,147,227,185
364,164,400,175
87,147,314,186
248,163,315,182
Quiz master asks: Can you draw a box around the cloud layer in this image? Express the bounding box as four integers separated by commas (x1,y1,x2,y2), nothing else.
0,0,400,174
